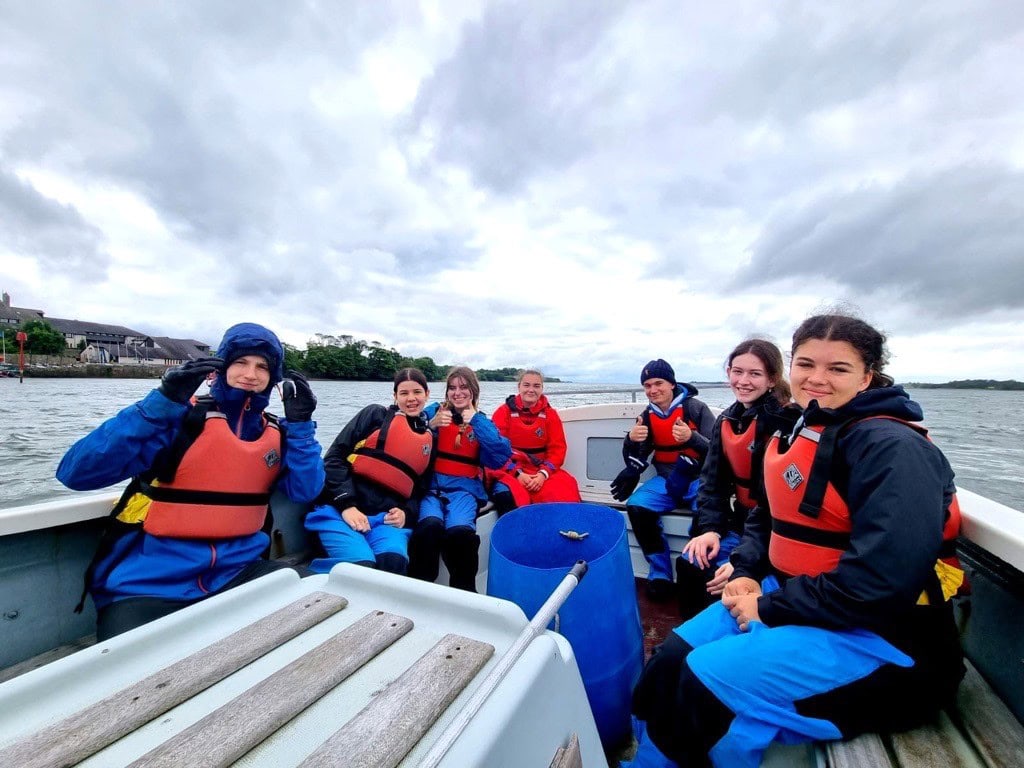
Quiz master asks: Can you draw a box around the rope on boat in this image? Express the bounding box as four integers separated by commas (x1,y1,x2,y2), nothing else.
415,560,589,768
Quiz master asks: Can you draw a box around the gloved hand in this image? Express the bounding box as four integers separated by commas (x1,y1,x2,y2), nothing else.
665,455,701,506
281,370,317,421
610,456,647,502
158,357,223,403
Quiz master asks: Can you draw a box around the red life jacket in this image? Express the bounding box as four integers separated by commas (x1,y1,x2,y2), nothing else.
646,405,701,465
719,416,758,511
141,410,282,539
349,411,433,498
434,421,481,478
506,396,549,464
764,416,964,600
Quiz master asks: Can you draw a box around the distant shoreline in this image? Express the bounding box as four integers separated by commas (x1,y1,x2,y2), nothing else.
905,380,1024,391
6,367,1022,391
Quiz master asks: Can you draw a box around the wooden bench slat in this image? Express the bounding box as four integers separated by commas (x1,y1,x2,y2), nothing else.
129,610,413,768
0,591,347,768
889,710,985,768
299,633,494,768
956,661,1024,768
826,732,895,768
549,733,583,768
0,635,96,685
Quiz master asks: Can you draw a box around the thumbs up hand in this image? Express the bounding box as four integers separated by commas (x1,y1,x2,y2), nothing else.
671,417,692,443
629,415,648,442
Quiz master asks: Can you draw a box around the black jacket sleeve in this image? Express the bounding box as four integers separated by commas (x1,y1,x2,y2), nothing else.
681,397,716,459
622,411,654,465
321,404,388,512
692,411,735,537
757,420,953,633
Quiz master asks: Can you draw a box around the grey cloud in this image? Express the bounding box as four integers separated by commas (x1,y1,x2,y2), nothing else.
0,168,108,276
0,2,405,245
708,1,1024,122
735,165,1024,317
408,0,628,193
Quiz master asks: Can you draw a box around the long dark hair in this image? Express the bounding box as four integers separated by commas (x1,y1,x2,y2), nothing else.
791,314,893,389
727,338,791,404
393,367,429,393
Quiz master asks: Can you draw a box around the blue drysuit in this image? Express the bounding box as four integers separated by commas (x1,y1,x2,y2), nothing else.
56,322,324,610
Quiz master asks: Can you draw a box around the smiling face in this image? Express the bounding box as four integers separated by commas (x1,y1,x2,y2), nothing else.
225,355,271,392
518,373,544,406
394,379,428,416
447,376,474,409
643,377,675,410
727,352,774,406
790,338,872,410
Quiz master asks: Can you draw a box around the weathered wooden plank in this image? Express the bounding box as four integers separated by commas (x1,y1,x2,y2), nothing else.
826,732,895,768
0,591,347,768
129,610,413,768
549,733,583,768
956,661,1024,768
299,633,494,768
0,635,96,685
889,710,984,768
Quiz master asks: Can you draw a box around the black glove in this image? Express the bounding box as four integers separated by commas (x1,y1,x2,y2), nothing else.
158,357,223,404
665,455,701,506
281,370,317,421
610,456,647,502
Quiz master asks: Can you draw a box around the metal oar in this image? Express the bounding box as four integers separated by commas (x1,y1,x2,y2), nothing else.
416,560,589,768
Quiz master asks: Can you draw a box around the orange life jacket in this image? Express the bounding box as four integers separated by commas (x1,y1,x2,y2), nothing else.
764,416,963,601
141,411,281,539
506,397,549,462
349,411,433,498
647,405,701,465
719,416,758,511
434,420,481,478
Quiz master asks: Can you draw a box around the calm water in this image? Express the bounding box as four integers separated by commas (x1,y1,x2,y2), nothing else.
1,379,1021,512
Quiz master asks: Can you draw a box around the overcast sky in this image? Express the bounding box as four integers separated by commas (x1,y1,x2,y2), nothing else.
2,1,1022,383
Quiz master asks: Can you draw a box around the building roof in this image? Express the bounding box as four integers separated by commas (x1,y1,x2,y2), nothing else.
45,317,151,338
151,337,213,362
0,305,45,324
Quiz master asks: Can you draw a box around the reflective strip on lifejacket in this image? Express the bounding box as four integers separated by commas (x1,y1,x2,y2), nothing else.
648,405,701,464
142,413,281,539
434,420,480,478
350,412,433,498
720,416,757,510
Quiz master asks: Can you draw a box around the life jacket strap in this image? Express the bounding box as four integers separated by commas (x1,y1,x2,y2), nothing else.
139,481,271,507
771,517,851,551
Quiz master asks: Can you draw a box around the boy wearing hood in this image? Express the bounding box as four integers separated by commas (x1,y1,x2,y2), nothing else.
611,359,716,602
57,322,325,639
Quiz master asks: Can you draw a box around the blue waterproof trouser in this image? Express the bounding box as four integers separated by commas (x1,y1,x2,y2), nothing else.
627,476,682,581
306,506,411,573
666,577,913,768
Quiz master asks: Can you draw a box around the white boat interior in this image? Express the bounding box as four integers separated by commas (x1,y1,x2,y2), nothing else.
2,400,1023,766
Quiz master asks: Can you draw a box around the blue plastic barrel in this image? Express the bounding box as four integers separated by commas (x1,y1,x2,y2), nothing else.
487,502,643,746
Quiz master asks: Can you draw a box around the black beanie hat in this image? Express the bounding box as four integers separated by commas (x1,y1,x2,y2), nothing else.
641,359,676,386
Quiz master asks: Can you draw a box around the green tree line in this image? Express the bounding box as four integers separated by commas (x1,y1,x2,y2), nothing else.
1,320,67,356
285,334,558,382
907,379,1024,391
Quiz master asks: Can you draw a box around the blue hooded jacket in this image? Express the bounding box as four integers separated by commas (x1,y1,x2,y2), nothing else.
56,322,325,608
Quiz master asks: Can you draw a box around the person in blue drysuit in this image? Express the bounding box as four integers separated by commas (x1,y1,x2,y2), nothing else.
624,314,965,768
610,359,716,602
407,365,511,592
56,322,324,641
